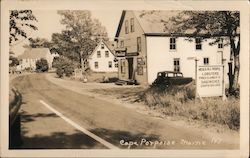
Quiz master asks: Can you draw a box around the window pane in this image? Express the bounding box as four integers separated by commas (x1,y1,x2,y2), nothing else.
170,38,176,50
120,41,124,48
195,37,202,50
105,51,109,57
108,61,112,68
125,20,129,34
130,18,134,32
97,51,101,58
174,59,180,72
137,37,141,52
95,62,98,68
203,58,209,65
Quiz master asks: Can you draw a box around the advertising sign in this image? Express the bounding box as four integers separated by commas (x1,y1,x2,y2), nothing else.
197,65,224,97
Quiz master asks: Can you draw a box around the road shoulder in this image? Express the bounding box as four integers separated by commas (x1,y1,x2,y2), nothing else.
45,73,239,147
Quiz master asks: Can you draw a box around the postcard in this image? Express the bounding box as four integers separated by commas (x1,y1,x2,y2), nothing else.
1,0,249,157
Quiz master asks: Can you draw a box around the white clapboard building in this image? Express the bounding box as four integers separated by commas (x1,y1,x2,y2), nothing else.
114,10,239,85
17,48,56,71
86,40,118,72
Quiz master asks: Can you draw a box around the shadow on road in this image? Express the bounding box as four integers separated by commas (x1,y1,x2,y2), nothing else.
20,110,58,123
11,130,107,149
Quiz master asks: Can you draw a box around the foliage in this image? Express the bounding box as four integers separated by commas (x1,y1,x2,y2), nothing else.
141,11,240,96
9,56,19,67
171,11,240,96
50,10,108,66
144,84,240,130
53,56,77,78
24,37,51,48
56,67,64,78
9,10,38,45
36,58,49,72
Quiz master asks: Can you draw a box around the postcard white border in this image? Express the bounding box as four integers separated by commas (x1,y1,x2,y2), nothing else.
1,0,249,157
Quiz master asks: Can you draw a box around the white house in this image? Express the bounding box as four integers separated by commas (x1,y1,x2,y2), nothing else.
87,40,118,72
114,10,238,85
17,48,56,71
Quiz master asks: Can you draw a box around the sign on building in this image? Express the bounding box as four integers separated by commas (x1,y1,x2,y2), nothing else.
196,65,224,97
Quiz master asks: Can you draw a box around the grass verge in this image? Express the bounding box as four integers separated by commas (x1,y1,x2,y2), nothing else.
144,83,240,130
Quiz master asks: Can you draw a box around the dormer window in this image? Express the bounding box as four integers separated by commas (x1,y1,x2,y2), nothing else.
170,37,176,50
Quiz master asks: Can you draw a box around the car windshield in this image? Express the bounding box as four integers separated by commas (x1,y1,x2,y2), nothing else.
168,73,174,77
176,73,183,77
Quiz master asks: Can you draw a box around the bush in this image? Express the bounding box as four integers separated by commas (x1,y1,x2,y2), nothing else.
64,65,74,77
56,67,64,78
53,56,77,78
36,58,49,72
143,84,240,130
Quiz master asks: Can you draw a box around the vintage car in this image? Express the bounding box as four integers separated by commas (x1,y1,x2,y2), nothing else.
152,71,193,86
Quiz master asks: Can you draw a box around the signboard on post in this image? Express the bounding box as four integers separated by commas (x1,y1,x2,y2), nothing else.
196,65,224,97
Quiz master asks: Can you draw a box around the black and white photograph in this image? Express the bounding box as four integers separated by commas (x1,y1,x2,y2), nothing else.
1,0,249,157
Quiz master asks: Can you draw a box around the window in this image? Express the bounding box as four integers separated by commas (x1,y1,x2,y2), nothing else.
125,20,129,34
97,51,101,58
137,37,141,52
195,37,202,50
94,62,98,69
203,58,209,65
130,18,134,32
101,44,104,49
137,66,143,75
120,40,124,48
218,38,223,49
115,62,118,68
173,58,180,72
108,61,112,68
121,60,126,74
105,51,109,57
170,37,176,50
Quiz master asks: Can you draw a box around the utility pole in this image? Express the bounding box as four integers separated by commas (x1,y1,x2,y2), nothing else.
195,58,198,99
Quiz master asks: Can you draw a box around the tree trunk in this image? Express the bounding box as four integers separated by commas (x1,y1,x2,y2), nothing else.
232,54,240,89
228,36,240,95
228,62,234,93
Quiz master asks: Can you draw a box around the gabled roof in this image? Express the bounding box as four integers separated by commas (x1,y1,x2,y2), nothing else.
103,40,115,53
115,10,240,38
88,40,116,59
115,10,180,38
18,48,50,59
133,10,180,34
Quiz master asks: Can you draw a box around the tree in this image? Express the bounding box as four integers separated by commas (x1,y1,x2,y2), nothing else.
51,10,108,68
141,11,240,95
9,56,19,67
24,37,51,48
9,10,38,45
52,56,77,77
36,58,49,72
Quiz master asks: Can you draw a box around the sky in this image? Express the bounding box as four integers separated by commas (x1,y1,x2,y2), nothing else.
11,10,122,56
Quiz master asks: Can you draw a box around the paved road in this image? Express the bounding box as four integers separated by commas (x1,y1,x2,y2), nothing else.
11,73,239,149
